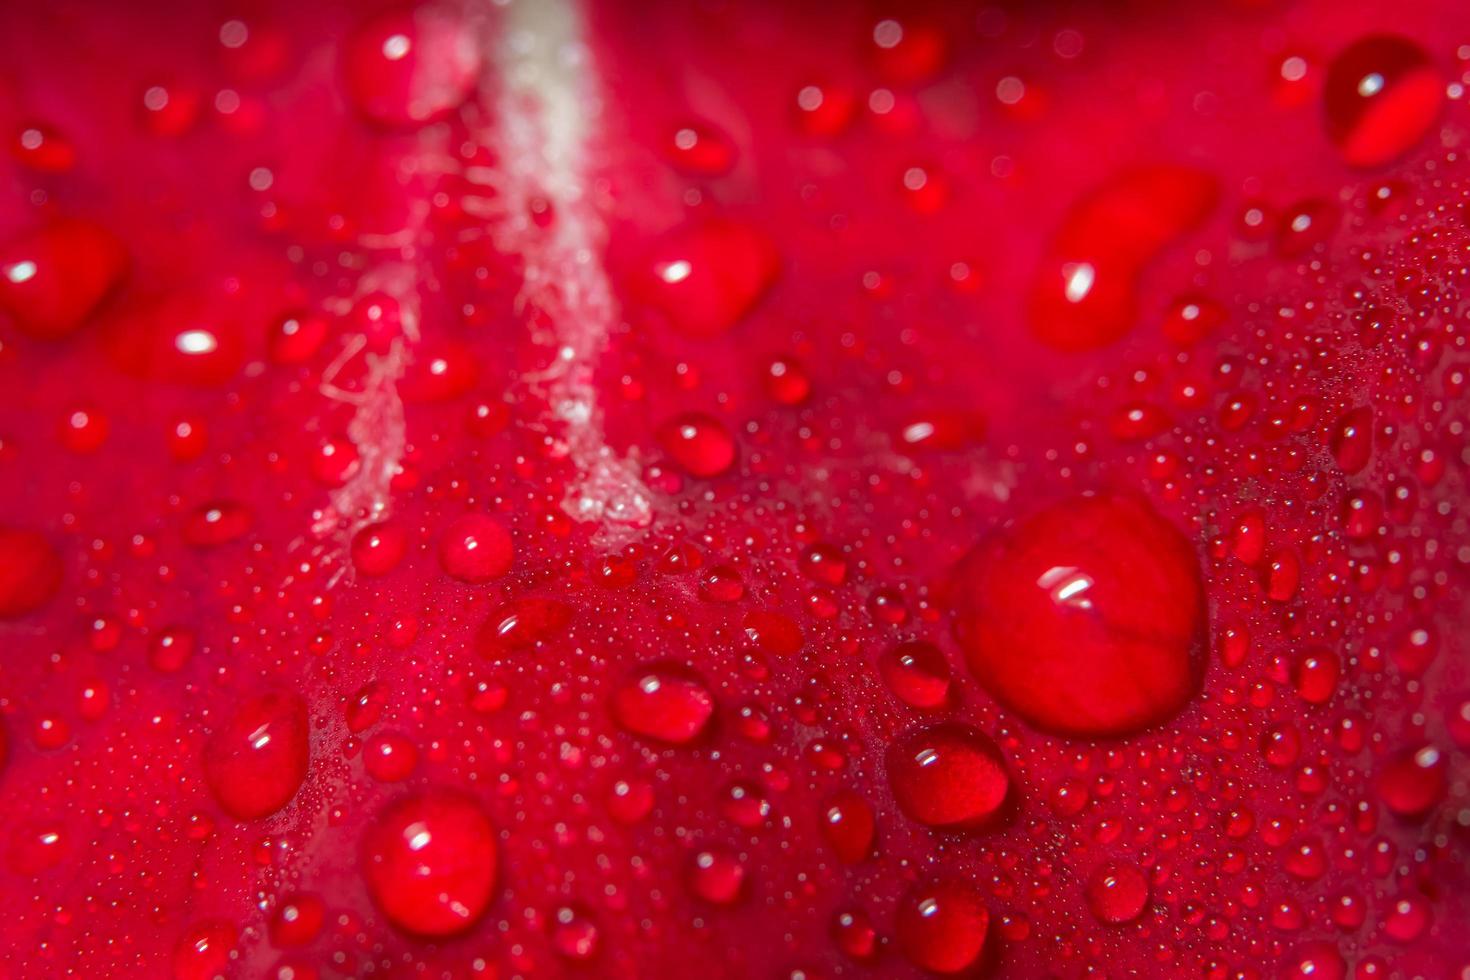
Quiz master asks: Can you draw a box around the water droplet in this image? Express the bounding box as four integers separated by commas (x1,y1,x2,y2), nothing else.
172,921,237,980
344,8,481,127
1330,406,1375,473
0,218,128,339
1324,35,1441,168
869,17,948,84
610,664,715,744
12,122,76,173
150,625,197,673
743,609,803,656
878,640,952,709
1263,723,1302,768
8,819,68,874
1294,648,1340,704
952,493,1206,736
310,436,360,488
1283,836,1328,880
270,893,325,948
688,847,745,903
658,411,736,477
887,723,1009,830
629,219,778,338
1084,861,1149,924
1029,167,1217,350
183,500,253,547
202,692,310,820
267,310,330,365
762,355,811,405
476,597,573,658
362,791,498,936
1376,744,1446,817
896,880,990,974
720,780,772,828
551,904,600,961
364,732,418,783
437,513,514,583
699,564,745,602
1282,942,1346,980
831,907,878,961
665,121,736,175
351,521,409,577
819,790,876,863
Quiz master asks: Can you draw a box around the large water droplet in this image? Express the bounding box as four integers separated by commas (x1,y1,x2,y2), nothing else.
629,219,778,338
437,513,514,583
896,879,990,974
610,663,715,745
0,218,128,339
1376,744,1447,817
658,411,737,478
1028,167,1217,350
1324,35,1442,168
344,7,481,128
172,921,236,980
1084,861,1149,924
886,722,1009,830
361,791,498,936
952,493,1207,736
819,790,876,863
201,692,310,820
879,640,952,709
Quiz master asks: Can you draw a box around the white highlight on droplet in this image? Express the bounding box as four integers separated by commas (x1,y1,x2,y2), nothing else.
1063,262,1096,303
5,260,37,284
382,33,412,60
176,329,219,355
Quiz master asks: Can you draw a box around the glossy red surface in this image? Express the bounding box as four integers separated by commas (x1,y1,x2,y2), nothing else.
0,0,1467,976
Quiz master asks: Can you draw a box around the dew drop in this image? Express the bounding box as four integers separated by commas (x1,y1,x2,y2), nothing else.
351,521,409,577
819,790,876,864
437,513,514,583
364,732,418,783
476,597,573,658
362,791,498,936
831,907,878,961
270,893,325,948
201,692,310,820
1376,744,1446,817
1330,406,1375,474
1293,648,1341,704
0,218,128,339
878,640,952,709
896,880,990,974
952,493,1206,736
629,219,778,338
665,121,736,175
172,921,237,980
1324,35,1442,168
658,411,736,478
1028,167,1217,350
1084,861,1149,924
688,847,745,904
183,501,253,548
551,905,600,961
886,723,1009,830
344,8,481,128
610,663,715,745
1282,942,1347,980
743,609,804,656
